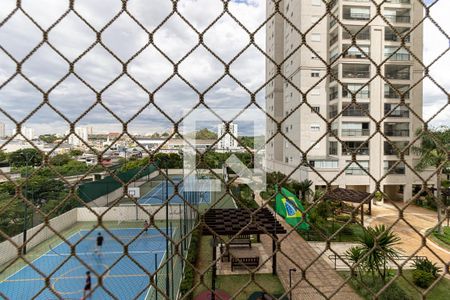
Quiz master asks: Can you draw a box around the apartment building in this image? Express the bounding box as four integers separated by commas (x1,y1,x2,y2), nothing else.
265,0,427,201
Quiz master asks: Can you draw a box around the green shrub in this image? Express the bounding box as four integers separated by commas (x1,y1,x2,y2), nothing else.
335,214,351,223
379,282,411,300
179,225,202,300
412,269,435,289
413,257,441,278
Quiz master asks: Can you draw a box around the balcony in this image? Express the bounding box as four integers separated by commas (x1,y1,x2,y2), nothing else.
345,161,369,175
384,141,410,155
343,45,369,59
343,31,370,41
385,65,410,80
385,0,410,4
343,12,370,21
384,15,411,23
342,128,370,136
384,122,410,137
343,64,370,79
385,161,406,175
385,84,410,99
342,103,370,116
385,27,411,42
342,90,370,98
384,104,410,118
342,148,370,156
329,90,339,101
329,35,338,46
386,52,410,61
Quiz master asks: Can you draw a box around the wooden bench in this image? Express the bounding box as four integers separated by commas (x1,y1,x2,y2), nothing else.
228,235,251,248
231,256,260,271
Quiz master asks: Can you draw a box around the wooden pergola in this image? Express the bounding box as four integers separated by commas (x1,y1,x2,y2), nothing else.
324,188,373,226
202,208,286,300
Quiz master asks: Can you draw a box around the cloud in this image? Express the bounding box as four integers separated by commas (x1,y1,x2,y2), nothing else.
0,0,448,138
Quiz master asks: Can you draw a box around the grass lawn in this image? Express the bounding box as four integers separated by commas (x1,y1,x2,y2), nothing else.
300,221,365,242
193,236,285,300
429,226,450,251
339,270,450,300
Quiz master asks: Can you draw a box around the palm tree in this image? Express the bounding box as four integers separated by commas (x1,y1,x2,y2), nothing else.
346,225,401,283
413,126,450,234
298,179,313,202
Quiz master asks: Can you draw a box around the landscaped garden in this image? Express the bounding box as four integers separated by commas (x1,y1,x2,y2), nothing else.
338,224,450,300
429,226,450,251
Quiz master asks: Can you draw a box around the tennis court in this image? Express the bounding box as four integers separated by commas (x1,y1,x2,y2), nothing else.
139,176,211,205
0,228,170,300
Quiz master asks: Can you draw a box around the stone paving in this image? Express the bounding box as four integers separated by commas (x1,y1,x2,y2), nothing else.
255,194,361,300
366,202,450,272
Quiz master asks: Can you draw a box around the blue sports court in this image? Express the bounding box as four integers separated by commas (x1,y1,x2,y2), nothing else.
0,228,170,300
139,176,211,205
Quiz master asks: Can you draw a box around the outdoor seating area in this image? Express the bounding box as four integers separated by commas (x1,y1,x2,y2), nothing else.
202,207,286,299
217,238,272,274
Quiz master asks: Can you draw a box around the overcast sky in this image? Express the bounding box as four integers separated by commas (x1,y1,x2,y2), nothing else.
0,0,448,137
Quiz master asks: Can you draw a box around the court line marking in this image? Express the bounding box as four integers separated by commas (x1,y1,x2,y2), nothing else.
43,250,166,257
144,227,176,300
1,228,166,283
0,231,80,284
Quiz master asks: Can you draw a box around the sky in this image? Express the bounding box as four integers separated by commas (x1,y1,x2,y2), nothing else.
0,0,448,137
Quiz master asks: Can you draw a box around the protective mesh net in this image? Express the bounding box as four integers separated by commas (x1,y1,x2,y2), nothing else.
0,0,449,299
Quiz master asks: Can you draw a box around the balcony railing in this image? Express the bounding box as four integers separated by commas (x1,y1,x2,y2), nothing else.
329,35,338,46
384,146,410,155
342,148,370,155
342,128,370,136
385,0,410,4
343,13,371,21
342,108,369,117
385,33,410,42
345,167,369,175
385,72,410,80
384,91,410,99
385,129,410,137
384,15,411,23
343,51,369,59
384,108,410,118
385,165,406,175
386,53,410,61
329,110,338,118
329,91,339,101
342,32,370,40
342,90,370,98
343,70,370,78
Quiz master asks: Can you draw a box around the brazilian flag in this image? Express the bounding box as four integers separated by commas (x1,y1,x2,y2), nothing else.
275,186,309,230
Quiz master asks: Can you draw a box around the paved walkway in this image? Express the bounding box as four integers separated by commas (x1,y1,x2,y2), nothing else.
256,195,361,300
366,202,450,271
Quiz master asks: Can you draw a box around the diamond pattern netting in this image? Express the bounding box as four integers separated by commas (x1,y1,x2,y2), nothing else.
0,0,449,299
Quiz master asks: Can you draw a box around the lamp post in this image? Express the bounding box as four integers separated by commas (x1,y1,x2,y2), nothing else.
289,268,297,300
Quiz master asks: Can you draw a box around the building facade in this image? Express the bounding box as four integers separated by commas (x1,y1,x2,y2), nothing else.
217,123,239,151
0,122,5,138
12,126,35,141
67,127,89,147
266,0,427,201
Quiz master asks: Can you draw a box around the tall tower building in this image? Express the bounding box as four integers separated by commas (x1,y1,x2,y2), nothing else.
266,0,424,202
217,123,239,150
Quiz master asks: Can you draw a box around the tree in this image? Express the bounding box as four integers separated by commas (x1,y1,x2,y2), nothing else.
69,149,83,157
50,154,71,166
39,134,58,144
297,179,313,201
195,128,217,140
346,225,401,283
8,148,43,167
0,150,7,162
413,126,450,234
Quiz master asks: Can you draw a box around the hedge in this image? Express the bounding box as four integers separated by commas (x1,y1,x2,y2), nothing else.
179,225,202,300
